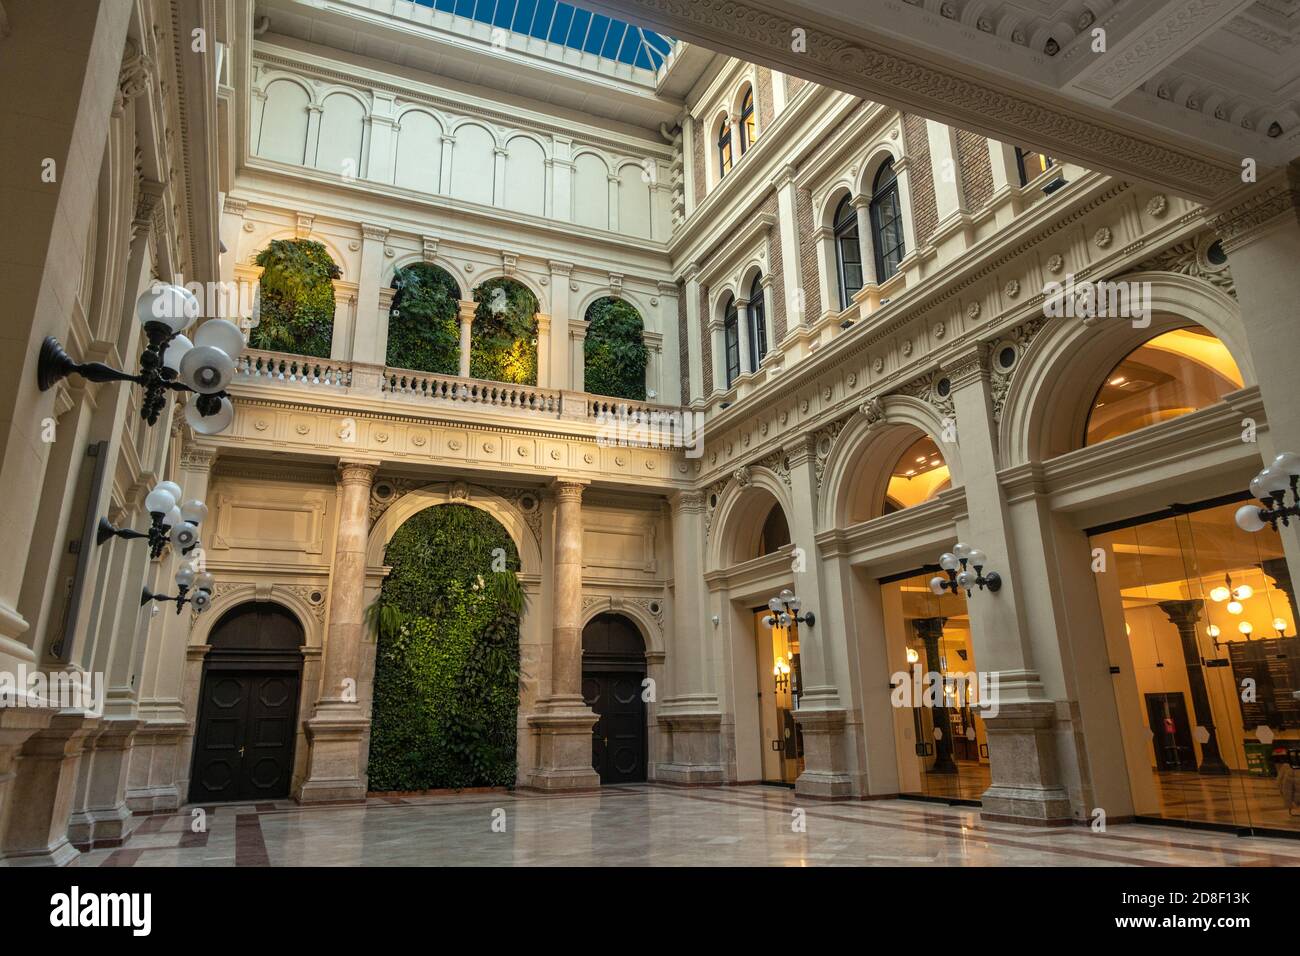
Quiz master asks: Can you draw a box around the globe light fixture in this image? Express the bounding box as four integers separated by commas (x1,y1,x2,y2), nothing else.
929,542,1002,597
1275,618,1288,637
98,480,208,559
761,588,815,629
37,285,243,434
1238,452,1300,532
1239,621,1254,638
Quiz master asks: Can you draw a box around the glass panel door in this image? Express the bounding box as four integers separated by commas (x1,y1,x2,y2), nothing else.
753,609,803,785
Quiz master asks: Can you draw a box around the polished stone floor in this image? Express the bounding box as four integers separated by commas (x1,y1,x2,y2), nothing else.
77,784,1300,867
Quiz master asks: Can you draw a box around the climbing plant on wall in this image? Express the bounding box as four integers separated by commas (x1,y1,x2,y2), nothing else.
386,263,460,374
249,238,341,359
469,277,539,385
584,296,648,401
367,504,522,792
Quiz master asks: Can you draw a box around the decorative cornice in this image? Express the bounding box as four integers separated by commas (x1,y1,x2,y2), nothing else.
1208,173,1300,253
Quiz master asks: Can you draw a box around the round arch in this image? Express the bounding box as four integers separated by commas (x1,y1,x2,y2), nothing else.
737,260,765,298
853,143,904,198
253,230,350,283
189,586,321,650
575,289,651,324
468,271,549,315
998,271,1251,468
580,599,663,656
707,468,795,571
365,482,543,574
382,255,464,297
449,118,503,148
820,395,963,530
257,74,317,107
819,183,854,229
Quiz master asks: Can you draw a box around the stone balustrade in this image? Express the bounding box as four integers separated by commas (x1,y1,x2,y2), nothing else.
381,366,565,416
235,349,353,388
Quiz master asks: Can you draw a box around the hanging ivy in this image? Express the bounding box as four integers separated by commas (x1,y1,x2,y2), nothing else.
366,504,522,792
386,263,461,374
249,238,341,359
584,297,648,401
470,278,539,385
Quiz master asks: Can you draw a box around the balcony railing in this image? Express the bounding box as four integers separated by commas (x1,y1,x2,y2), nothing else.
381,367,564,415
234,349,352,388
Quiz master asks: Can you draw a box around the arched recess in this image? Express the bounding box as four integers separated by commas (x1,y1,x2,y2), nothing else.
616,161,652,238
707,469,795,572
365,483,543,574
393,109,442,193
998,272,1252,469
190,586,321,649
249,237,342,359
256,78,311,165
470,276,540,385
449,122,496,205
314,91,367,176
583,296,648,401
820,395,964,530
504,135,546,216
573,151,611,228
386,262,461,374
581,599,663,657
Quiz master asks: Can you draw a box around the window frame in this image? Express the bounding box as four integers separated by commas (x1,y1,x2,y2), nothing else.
748,274,767,370
869,160,906,283
717,120,733,177
739,87,756,154
1015,147,1054,186
833,195,864,310
723,296,741,387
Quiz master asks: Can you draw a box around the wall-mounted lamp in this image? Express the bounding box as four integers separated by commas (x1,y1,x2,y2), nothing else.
38,284,242,435
762,588,815,628
1237,452,1300,532
142,565,214,615
929,542,1002,597
98,481,208,559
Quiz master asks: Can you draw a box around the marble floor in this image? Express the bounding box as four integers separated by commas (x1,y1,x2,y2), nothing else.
76,784,1300,867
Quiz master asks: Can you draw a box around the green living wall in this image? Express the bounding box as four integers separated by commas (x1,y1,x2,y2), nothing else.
367,504,522,791
386,263,461,374
584,296,648,401
249,238,341,359
469,277,538,385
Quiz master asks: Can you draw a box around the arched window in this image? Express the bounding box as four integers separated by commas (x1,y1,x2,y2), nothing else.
833,195,863,310
870,160,906,282
583,297,648,401
718,120,733,177
739,87,756,154
748,273,767,370
723,295,741,387
883,434,950,514
250,238,342,359
758,503,790,555
1084,326,1243,447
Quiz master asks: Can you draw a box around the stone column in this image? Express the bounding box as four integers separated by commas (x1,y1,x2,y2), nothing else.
547,261,573,390
1157,600,1229,774
942,346,1071,825
784,434,853,798
851,194,879,292
349,224,388,365
657,492,723,783
535,313,551,387
569,323,587,394
457,299,475,379
299,460,377,803
913,617,957,773
525,480,599,790
1,714,99,866
683,264,704,403
735,298,753,375
772,166,803,330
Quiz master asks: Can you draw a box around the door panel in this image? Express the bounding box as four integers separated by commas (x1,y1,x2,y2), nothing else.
583,670,646,784
190,670,300,802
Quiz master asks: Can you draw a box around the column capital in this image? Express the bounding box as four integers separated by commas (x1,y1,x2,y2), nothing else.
941,344,989,389
337,461,378,487
548,259,574,276
782,432,818,466
1157,598,1204,628
178,444,218,473
458,299,477,321
378,286,396,308
361,223,389,243
551,479,588,502
669,490,707,515
1207,168,1300,253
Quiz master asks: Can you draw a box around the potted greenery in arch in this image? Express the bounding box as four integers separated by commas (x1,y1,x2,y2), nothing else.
584,296,648,401
386,263,461,375
250,238,342,359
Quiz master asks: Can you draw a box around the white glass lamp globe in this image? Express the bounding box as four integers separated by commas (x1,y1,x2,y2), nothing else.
175,565,196,589
1239,621,1254,636
956,570,974,589
1274,618,1288,633
929,576,947,596
144,487,176,515
180,499,208,525
939,552,959,572
157,481,183,500
162,505,183,528
1206,624,1221,639
1209,586,1231,603
194,571,215,593
1227,600,1243,615
136,284,199,335
172,521,199,549
179,343,236,394
193,318,245,361
191,590,211,612
1274,452,1300,478
1235,504,1267,533
968,549,987,568
952,542,972,561
185,396,234,435
1259,467,1289,497
1233,584,1254,601
161,334,193,373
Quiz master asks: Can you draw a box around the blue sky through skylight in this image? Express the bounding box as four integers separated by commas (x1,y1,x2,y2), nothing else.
412,0,674,69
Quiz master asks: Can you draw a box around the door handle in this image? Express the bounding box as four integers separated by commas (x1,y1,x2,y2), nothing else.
238,746,245,757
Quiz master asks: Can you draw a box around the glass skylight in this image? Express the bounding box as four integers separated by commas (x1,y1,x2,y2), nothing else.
412,0,675,69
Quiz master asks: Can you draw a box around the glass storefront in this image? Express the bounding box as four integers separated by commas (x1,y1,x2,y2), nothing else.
752,609,803,785
880,570,989,802
1090,499,1300,834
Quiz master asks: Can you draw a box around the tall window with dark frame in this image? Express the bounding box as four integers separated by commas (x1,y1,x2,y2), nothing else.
748,273,768,370
739,87,756,154
718,120,733,177
1015,147,1053,185
723,295,741,387
833,195,863,310
870,160,906,282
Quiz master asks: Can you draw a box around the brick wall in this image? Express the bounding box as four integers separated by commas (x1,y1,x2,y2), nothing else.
677,279,690,404
699,283,713,395
794,186,821,322
787,75,809,98
762,192,787,343
956,129,994,212
902,113,938,245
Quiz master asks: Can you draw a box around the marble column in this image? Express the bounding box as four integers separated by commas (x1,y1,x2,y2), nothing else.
913,617,956,774
457,299,475,380
735,298,753,375
525,480,600,790
657,491,723,783
1157,600,1229,775
299,460,377,803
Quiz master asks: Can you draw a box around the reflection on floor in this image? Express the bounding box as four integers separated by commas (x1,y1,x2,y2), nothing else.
904,762,1300,833
75,784,1300,867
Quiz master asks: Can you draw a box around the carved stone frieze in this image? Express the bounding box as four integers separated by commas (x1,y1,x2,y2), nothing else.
898,370,955,421
1130,235,1235,299
990,317,1047,424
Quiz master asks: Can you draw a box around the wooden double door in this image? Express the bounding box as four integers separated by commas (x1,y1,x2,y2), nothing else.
188,603,304,803
582,613,648,785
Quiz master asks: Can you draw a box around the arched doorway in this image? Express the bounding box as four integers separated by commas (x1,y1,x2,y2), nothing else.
189,602,304,803
582,613,647,784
